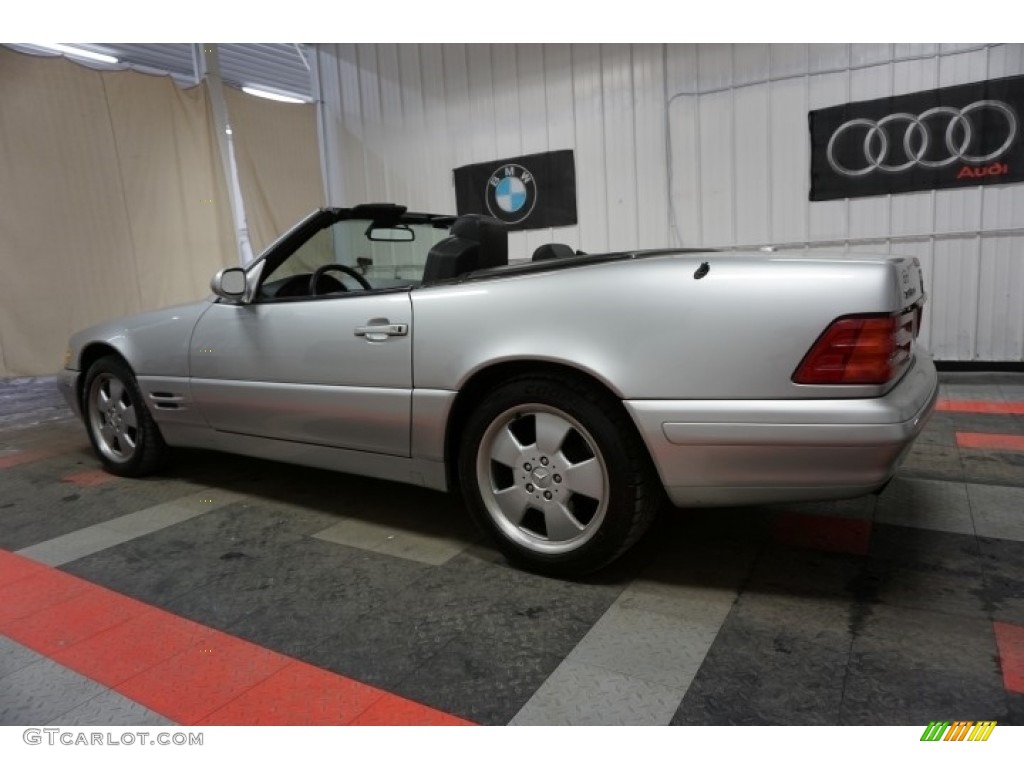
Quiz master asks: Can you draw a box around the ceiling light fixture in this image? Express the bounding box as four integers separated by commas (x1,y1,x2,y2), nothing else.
32,44,118,64
242,86,306,104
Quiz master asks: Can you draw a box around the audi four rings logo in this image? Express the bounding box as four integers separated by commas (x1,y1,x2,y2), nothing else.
826,100,1019,178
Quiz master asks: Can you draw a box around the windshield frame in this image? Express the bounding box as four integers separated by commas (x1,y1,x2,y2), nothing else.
246,205,455,301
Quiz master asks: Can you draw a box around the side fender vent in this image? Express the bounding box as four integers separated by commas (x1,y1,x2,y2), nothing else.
149,392,186,411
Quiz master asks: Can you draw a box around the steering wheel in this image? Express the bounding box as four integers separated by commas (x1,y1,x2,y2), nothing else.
309,264,372,295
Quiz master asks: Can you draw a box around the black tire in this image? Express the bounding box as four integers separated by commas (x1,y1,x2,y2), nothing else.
82,355,169,477
458,372,661,577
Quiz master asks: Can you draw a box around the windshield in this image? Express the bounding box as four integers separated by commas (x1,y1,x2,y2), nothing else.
259,218,450,299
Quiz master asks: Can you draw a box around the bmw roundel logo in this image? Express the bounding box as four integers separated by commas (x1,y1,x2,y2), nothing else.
485,164,537,224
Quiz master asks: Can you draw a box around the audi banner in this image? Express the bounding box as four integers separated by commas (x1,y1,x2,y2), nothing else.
809,74,1024,201
453,149,578,231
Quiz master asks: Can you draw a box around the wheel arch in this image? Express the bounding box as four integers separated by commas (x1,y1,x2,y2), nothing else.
77,343,132,410
443,359,644,491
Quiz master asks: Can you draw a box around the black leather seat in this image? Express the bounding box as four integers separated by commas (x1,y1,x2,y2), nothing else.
422,214,508,282
531,243,575,262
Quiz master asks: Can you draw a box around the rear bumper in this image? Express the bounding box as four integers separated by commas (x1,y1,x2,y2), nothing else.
57,369,81,418
625,355,939,507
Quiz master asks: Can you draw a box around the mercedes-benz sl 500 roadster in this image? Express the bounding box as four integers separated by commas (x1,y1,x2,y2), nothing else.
60,204,938,575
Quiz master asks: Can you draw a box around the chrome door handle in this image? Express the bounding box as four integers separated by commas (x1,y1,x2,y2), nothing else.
354,322,408,340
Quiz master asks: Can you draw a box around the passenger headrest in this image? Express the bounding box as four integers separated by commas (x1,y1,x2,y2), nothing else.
532,243,576,262
450,214,508,269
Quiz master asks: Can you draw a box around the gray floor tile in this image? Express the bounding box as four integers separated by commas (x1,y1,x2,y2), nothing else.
900,443,965,483
727,591,853,645
46,689,175,726
16,525,137,567
0,658,108,725
873,562,989,619
868,525,983,574
313,517,467,565
875,477,974,535
0,468,226,553
17,489,247,566
672,587,854,725
394,631,569,725
998,383,1024,401
0,637,41,680
840,604,1007,724
967,483,1024,542
747,545,865,598
941,383,1006,401
510,660,685,725
978,537,1024,625
567,604,722,690
101,489,247,535
614,579,739,622
960,454,1024,488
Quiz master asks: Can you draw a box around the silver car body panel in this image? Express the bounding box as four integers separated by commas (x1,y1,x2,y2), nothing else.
188,293,413,456
61,241,936,507
411,253,922,400
67,299,214,379
411,389,457,463
627,355,938,506
61,299,213,419
154,421,446,490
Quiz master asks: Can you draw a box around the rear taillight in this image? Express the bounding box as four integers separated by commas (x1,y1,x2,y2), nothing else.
792,310,915,385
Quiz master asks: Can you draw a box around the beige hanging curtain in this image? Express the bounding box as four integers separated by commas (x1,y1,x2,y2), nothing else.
0,48,235,377
224,85,324,255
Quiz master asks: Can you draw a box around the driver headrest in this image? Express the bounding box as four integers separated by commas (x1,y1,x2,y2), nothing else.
450,214,508,270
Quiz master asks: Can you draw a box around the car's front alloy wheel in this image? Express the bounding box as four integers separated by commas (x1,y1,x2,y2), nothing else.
460,373,661,576
83,356,168,477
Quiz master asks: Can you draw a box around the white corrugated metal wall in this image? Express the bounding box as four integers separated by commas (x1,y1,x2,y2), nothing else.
315,43,1024,361
314,44,670,262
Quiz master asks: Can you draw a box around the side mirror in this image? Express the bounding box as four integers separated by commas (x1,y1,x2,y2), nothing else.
211,267,247,302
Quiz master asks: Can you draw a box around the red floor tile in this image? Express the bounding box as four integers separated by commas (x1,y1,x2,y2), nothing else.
0,550,48,588
993,621,1024,694
199,660,386,725
115,631,294,724
773,512,873,556
937,400,1024,415
51,608,219,688
2,548,472,727
62,468,115,487
350,695,475,726
956,432,1024,452
4,587,143,655
0,569,91,627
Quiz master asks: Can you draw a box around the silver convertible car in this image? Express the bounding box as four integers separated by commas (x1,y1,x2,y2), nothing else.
60,204,938,575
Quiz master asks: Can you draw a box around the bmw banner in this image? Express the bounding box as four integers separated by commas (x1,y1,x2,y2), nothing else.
453,149,578,230
809,75,1024,201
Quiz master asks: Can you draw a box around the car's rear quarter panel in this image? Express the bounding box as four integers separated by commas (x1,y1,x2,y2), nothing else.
411,253,907,400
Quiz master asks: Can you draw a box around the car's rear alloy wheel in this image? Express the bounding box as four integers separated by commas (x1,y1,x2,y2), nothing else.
83,356,168,477
460,373,660,576
477,404,610,555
